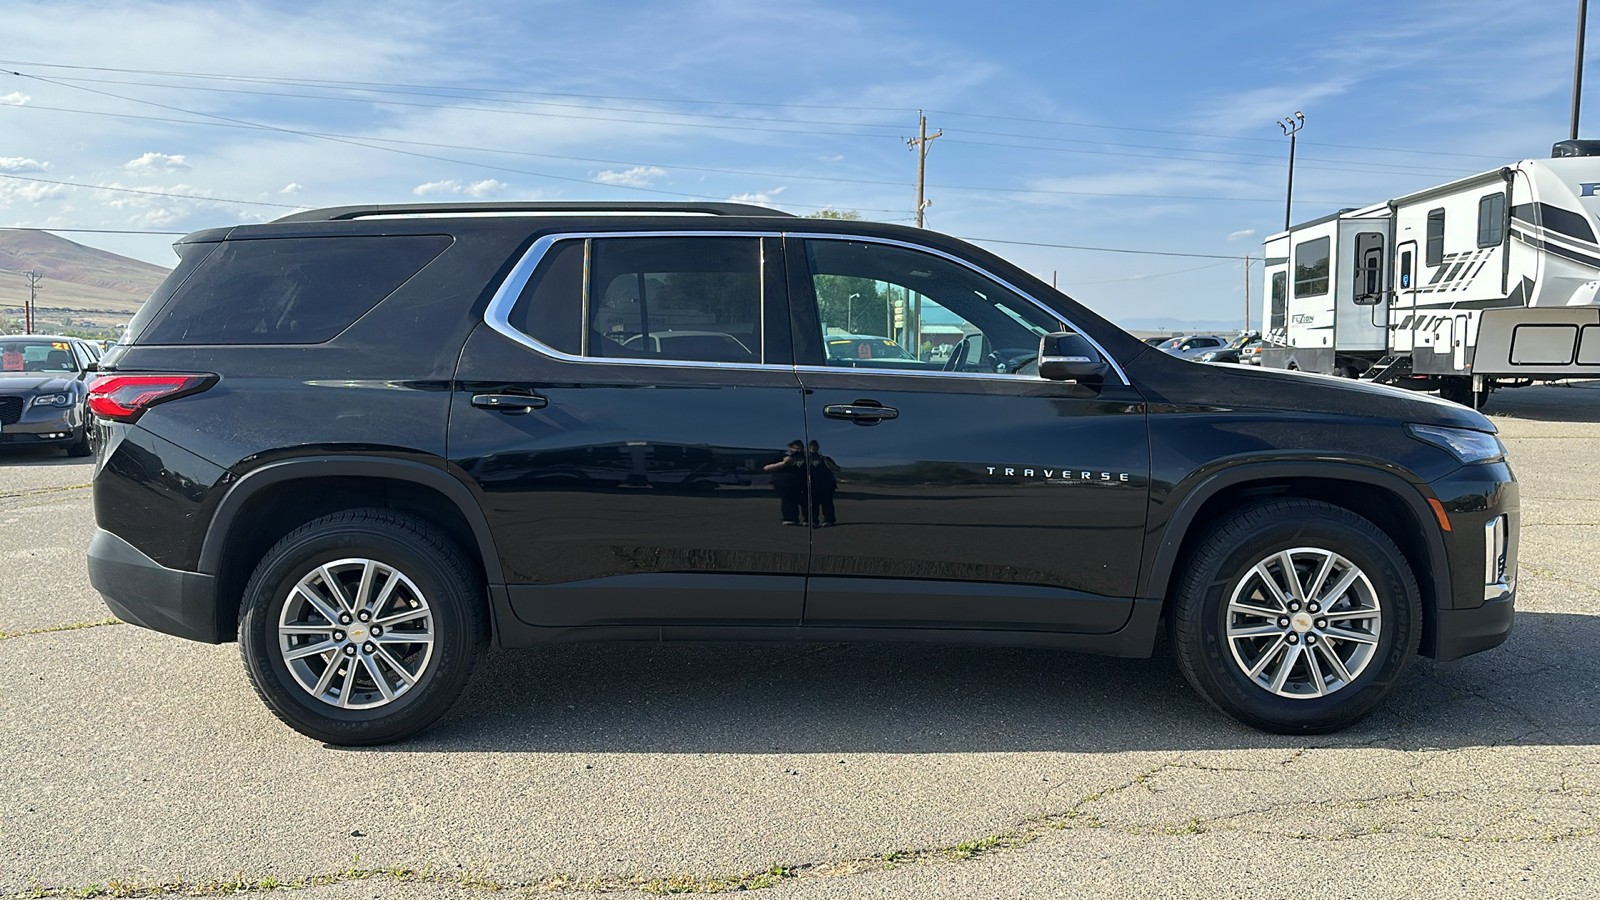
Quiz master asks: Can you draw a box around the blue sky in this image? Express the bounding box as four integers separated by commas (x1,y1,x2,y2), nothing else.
0,0,1591,326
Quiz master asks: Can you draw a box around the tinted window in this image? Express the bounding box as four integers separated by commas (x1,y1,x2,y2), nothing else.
585,237,761,363
508,239,583,356
1426,208,1445,267
1269,272,1286,333
803,239,1064,374
1293,237,1330,297
139,235,451,345
1478,193,1506,247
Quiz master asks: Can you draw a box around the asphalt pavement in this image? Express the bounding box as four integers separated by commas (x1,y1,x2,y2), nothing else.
2,384,1598,899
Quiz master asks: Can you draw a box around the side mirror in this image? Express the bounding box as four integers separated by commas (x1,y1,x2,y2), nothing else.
1036,332,1108,383
85,361,100,373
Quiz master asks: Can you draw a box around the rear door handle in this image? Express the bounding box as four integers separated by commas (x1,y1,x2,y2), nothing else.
823,402,898,422
471,393,548,413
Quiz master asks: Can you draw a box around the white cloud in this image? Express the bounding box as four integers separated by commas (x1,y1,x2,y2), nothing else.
817,154,844,162
0,180,63,203
413,179,462,196
0,92,30,106
279,183,303,195
1227,229,1256,241
125,152,192,174
594,166,667,187
463,178,507,198
0,157,50,173
728,187,787,205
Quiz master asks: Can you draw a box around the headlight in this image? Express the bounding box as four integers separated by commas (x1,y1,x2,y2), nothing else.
1406,424,1505,464
31,392,73,409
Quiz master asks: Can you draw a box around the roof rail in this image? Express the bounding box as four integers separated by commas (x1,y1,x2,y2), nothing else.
271,201,795,223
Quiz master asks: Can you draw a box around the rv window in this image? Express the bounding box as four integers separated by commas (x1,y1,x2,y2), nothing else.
1293,237,1329,298
1426,208,1445,266
1270,272,1287,333
1478,193,1506,247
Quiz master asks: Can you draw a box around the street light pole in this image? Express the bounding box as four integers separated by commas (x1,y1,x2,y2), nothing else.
1279,112,1305,232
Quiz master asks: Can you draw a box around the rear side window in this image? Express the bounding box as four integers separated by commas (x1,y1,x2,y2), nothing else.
138,235,450,345
1293,237,1329,297
1426,208,1445,266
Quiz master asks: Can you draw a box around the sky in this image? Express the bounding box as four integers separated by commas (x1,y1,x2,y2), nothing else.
0,0,1592,328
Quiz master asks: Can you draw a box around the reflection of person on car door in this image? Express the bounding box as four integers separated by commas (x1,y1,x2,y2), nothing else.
807,440,839,527
763,439,807,525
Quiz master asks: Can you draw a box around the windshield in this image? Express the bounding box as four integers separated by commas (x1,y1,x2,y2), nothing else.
0,340,80,374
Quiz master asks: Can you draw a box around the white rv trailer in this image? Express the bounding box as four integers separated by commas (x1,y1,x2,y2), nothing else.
1258,140,1600,406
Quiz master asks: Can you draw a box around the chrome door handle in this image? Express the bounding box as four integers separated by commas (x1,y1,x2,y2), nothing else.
471,393,548,413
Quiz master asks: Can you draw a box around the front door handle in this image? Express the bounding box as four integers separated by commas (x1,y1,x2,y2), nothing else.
471,393,548,414
823,402,898,422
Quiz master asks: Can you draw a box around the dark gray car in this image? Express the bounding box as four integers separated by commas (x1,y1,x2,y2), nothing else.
0,335,99,457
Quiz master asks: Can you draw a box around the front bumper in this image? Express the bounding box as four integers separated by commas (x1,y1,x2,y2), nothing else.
87,528,221,643
0,406,83,446
1427,460,1519,660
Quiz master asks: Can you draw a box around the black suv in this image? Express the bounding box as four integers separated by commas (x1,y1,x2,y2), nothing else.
87,202,1518,745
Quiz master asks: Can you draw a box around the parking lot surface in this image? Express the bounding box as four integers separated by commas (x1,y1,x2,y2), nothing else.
3,384,1599,898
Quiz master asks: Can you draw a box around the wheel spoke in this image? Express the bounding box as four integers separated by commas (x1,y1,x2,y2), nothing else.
1227,623,1284,640
1247,636,1289,678
1315,567,1362,606
1252,562,1290,610
377,630,432,645
279,623,335,636
284,639,339,661
1323,625,1378,646
352,560,377,614
1304,553,1337,603
376,608,428,627
294,584,343,626
1317,642,1355,684
361,654,394,702
373,645,418,685
1275,551,1305,599
311,657,342,697
336,661,359,708
1323,607,1377,622
1269,644,1302,693
1303,643,1326,696
1228,599,1278,619
319,564,354,612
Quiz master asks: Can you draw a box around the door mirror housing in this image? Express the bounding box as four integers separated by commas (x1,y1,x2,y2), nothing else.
1036,332,1108,383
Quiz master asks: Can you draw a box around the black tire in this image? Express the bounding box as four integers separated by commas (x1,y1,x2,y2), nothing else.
1169,499,1421,734
1438,376,1488,409
238,509,487,745
65,424,95,457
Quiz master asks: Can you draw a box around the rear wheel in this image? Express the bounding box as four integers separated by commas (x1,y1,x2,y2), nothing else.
1438,376,1489,409
238,509,486,745
1169,500,1421,734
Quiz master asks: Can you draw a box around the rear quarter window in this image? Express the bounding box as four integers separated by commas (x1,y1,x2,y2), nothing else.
137,235,451,345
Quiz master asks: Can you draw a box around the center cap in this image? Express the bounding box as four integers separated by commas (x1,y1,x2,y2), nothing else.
349,626,368,641
1290,612,1315,633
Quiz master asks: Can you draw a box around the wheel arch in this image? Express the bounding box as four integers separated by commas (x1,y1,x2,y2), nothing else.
1142,461,1450,658
198,456,505,641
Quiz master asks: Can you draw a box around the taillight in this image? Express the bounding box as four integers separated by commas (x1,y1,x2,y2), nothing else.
87,374,214,422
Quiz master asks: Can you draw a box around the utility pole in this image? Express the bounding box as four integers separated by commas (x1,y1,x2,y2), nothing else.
907,112,942,355
24,270,41,335
1574,0,1590,139
1278,111,1305,232
1243,255,1252,333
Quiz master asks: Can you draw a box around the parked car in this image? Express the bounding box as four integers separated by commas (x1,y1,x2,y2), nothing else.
87,201,1518,745
1198,333,1264,365
1158,335,1227,357
0,334,101,457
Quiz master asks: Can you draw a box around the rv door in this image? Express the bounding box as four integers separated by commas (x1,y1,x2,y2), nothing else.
1392,241,1418,353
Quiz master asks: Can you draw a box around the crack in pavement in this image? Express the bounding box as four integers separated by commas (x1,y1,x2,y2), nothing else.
0,618,121,641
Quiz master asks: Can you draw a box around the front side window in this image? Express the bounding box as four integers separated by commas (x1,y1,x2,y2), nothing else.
1293,237,1330,298
1478,193,1506,247
1426,208,1446,266
512,236,763,364
802,239,1065,374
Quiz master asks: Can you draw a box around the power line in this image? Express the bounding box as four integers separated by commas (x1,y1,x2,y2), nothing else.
3,71,910,215
1059,258,1238,286
960,236,1243,260
6,102,1367,207
0,59,1509,162
0,173,302,208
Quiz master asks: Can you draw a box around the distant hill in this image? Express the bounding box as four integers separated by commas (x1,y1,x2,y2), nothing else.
0,230,170,333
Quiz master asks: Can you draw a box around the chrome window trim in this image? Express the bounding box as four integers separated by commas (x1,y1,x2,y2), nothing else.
482,230,1129,386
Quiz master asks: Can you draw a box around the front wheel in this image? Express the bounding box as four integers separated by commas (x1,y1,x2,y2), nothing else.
1169,500,1421,734
239,509,486,745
